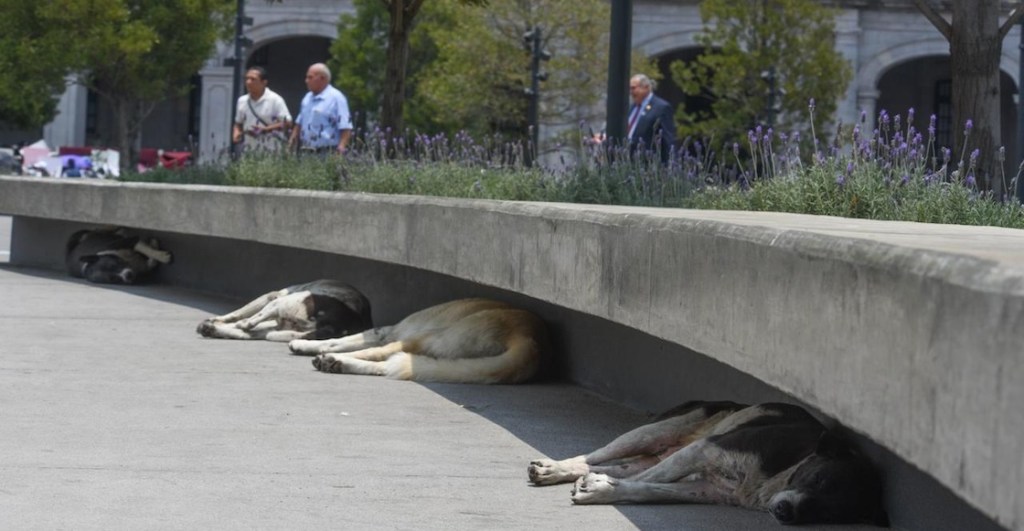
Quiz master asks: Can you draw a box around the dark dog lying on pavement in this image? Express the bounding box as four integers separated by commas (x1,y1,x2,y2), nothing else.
528,401,888,526
288,298,550,384
196,279,373,342
65,227,173,285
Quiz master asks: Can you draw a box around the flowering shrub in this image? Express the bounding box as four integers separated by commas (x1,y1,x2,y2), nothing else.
123,104,1024,229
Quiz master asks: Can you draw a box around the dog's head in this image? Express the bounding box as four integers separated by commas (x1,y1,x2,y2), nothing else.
79,254,140,284
306,294,374,339
768,432,888,526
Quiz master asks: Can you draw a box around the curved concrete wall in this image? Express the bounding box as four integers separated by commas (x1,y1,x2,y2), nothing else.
1,176,1022,530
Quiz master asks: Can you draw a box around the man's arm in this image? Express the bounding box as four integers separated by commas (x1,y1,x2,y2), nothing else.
337,129,351,154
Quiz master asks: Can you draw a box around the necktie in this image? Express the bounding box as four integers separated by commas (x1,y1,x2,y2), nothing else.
627,105,640,139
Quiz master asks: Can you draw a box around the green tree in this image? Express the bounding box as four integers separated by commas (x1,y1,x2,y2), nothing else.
0,1,116,128
329,0,457,134
672,0,851,149
416,0,656,150
72,0,233,170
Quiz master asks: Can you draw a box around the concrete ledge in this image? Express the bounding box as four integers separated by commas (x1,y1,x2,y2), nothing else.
2,176,1022,530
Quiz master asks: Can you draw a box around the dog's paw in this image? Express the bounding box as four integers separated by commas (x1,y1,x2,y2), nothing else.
290,339,320,355
571,473,618,505
528,457,586,486
312,353,342,373
196,319,217,337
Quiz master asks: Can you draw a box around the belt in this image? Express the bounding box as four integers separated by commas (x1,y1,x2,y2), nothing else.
301,146,335,153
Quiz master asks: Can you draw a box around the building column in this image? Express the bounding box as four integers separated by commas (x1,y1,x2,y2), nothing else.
42,80,88,149
857,90,880,133
198,65,235,163
834,9,861,131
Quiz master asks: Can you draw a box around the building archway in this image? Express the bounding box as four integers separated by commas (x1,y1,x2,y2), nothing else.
876,56,1018,171
245,36,332,119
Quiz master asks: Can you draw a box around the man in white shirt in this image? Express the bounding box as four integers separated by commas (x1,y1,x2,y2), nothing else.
233,67,292,155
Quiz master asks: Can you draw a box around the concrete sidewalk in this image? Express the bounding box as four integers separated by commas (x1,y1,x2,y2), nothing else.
0,266,853,531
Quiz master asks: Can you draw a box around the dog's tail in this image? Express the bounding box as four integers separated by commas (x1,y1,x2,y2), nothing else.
387,334,543,384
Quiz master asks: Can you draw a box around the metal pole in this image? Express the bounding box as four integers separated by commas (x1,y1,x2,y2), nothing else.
230,0,246,129
529,26,541,160
1017,18,1024,202
606,0,633,143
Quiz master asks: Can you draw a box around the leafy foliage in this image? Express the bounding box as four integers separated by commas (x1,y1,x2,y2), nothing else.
0,1,120,128
329,0,459,134
672,0,851,147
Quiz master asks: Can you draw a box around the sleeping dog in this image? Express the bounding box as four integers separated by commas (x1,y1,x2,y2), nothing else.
65,227,173,285
528,401,888,526
196,279,373,342
288,298,549,384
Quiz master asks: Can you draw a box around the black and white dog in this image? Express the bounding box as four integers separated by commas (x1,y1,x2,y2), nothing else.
529,401,888,526
65,227,173,285
196,279,373,342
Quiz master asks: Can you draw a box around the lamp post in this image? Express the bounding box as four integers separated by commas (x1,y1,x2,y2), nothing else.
605,0,633,143
225,0,253,136
1017,18,1024,202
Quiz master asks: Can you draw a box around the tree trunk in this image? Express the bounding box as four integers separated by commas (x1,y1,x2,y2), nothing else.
380,1,416,138
951,0,1002,191
110,97,151,174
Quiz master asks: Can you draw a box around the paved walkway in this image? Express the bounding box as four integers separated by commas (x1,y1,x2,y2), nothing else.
0,265,873,530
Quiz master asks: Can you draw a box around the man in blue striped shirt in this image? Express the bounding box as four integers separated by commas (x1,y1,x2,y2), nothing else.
289,63,352,156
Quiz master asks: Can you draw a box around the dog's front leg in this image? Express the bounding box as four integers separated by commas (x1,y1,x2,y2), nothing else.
571,474,735,506
133,239,173,264
289,327,390,355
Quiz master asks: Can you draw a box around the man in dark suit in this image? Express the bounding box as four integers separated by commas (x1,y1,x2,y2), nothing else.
627,74,676,164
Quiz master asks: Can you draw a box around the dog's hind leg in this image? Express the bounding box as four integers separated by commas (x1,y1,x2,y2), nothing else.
289,327,391,355
208,288,290,323
571,474,735,506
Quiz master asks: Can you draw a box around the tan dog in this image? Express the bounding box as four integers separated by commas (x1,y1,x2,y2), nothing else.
289,298,548,384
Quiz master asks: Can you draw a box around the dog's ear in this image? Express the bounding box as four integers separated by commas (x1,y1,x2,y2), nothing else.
814,431,854,458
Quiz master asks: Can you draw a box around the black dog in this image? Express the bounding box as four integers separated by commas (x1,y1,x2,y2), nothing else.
196,279,373,342
65,228,173,285
529,401,887,526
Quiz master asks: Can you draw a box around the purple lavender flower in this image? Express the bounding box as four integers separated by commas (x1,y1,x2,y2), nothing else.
809,98,816,111
965,119,973,134
860,110,867,124
733,143,739,156
835,173,845,186
966,173,976,188
907,108,915,123
901,174,910,186
970,148,980,165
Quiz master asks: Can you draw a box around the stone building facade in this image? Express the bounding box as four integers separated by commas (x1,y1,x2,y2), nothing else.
30,1,1024,165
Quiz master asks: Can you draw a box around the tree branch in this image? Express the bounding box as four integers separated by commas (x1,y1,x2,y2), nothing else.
999,2,1024,40
912,0,952,41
